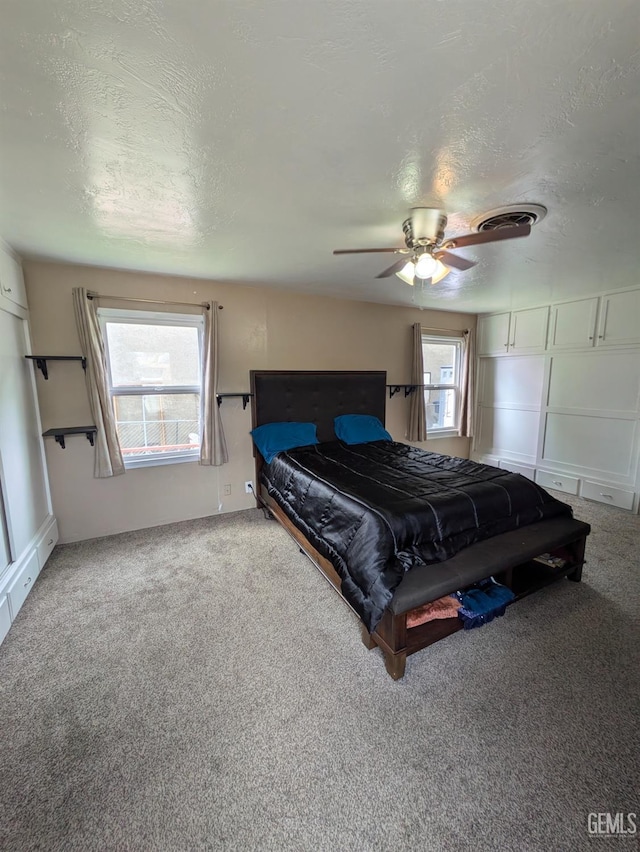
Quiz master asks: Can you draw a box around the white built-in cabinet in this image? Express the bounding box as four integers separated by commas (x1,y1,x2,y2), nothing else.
0,247,29,311
597,289,640,347
477,312,510,355
547,291,640,350
548,298,599,350
0,243,57,646
478,306,549,355
474,286,640,513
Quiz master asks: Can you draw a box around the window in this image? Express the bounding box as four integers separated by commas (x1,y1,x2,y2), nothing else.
99,309,204,467
421,334,463,435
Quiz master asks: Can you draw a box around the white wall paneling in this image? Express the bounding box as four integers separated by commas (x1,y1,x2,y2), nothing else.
547,351,640,412
541,412,638,481
479,355,545,408
0,311,50,553
476,285,640,512
474,354,545,465
0,480,11,576
0,245,57,647
476,405,540,464
0,595,11,645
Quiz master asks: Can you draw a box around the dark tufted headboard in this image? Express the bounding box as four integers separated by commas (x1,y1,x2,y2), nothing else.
250,370,386,446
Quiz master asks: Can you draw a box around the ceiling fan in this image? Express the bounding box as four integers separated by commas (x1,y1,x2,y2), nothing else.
333,207,531,285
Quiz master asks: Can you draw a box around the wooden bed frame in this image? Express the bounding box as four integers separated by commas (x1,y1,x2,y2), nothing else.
250,370,591,680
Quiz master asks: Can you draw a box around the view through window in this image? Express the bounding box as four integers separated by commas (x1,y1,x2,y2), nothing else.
99,309,203,466
421,334,463,432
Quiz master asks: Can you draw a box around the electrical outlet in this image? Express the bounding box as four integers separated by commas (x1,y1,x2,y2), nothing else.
223,484,231,496
245,481,253,494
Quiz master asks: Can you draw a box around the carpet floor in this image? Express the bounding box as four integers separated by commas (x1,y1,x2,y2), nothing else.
0,492,638,851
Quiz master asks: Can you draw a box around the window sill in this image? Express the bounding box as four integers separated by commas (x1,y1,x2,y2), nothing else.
124,452,199,470
426,429,461,440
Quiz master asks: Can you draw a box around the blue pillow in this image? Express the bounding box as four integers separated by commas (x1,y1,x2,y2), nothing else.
334,414,392,445
250,421,319,463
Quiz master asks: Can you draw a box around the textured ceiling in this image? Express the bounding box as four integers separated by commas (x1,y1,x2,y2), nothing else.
1,0,639,313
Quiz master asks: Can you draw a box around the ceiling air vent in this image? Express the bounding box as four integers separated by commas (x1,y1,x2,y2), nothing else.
470,203,547,232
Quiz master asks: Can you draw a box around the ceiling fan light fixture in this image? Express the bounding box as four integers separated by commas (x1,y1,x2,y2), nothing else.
431,261,450,284
396,258,450,286
414,253,438,280
396,261,417,285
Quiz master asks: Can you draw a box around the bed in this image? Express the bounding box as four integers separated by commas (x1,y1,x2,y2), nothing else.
250,370,591,679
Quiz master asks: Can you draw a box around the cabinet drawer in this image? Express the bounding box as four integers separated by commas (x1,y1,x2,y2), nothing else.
581,480,634,510
0,595,11,644
7,550,39,619
499,460,536,481
536,470,579,495
37,518,58,570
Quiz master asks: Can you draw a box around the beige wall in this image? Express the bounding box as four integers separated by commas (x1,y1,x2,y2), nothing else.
24,261,476,542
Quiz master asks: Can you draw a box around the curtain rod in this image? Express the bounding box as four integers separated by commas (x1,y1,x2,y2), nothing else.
86,291,223,310
420,325,467,334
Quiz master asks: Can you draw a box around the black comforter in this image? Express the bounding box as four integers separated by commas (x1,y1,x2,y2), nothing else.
262,441,572,632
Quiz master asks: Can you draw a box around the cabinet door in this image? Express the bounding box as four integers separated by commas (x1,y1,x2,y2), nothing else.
548,298,598,350
0,311,49,556
0,248,28,311
478,313,511,355
597,289,640,347
509,306,549,353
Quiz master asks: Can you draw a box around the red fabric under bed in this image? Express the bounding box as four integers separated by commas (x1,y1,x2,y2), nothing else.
406,595,462,628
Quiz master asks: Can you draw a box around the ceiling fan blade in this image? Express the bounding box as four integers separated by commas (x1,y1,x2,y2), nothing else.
434,250,477,271
333,248,403,255
376,257,411,278
444,223,531,249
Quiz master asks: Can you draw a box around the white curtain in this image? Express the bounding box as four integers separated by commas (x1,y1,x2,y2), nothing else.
72,288,125,478
200,301,228,466
407,322,427,442
458,327,475,438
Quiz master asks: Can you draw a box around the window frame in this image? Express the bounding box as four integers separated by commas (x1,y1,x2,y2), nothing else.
98,308,204,469
421,333,464,439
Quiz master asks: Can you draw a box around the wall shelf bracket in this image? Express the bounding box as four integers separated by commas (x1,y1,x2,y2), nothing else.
216,393,252,409
43,426,97,449
387,384,419,398
25,355,87,380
